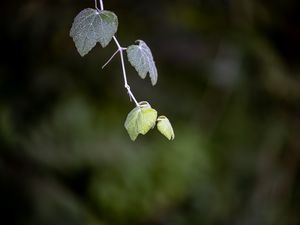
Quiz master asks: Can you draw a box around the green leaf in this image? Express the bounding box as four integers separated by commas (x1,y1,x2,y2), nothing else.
126,40,158,86
124,106,140,141
124,102,158,141
136,102,157,135
70,8,118,56
157,116,175,140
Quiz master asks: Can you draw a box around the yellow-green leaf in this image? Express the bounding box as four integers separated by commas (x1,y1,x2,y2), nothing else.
137,107,157,135
157,116,175,140
124,102,157,141
124,106,140,141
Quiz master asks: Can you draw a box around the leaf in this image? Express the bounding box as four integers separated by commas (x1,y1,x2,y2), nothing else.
157,116,175,140
136,102,157,135
126,40,158,85
70,8,118,56
124,102,158,141
124,106,140,141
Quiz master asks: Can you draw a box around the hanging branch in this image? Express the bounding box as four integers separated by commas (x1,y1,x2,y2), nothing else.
69,0,175,141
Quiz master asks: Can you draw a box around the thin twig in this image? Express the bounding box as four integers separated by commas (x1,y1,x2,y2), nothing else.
102,49,120,69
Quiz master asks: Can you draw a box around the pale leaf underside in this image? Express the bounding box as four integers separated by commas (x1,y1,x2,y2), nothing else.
127,40,158,85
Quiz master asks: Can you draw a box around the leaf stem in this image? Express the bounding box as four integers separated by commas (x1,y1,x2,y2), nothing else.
98,0,139,107
99,0,104,10
94,0,98,10
113,36,139,106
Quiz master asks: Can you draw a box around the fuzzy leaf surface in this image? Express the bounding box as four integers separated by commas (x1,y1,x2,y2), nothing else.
70,8,118,56
127,40,158,85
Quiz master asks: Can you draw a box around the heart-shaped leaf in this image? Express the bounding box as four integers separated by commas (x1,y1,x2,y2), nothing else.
124,102,157,141
70,8,118,56
126,40,158,86
157,116,175,140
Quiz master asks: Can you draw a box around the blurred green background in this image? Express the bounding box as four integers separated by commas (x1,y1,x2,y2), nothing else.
1,0,300,225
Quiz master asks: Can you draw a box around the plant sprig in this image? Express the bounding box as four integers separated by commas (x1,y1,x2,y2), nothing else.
69,0,174,141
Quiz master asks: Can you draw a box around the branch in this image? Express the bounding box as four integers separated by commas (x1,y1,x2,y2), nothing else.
113,36,139,106
97,0,139,106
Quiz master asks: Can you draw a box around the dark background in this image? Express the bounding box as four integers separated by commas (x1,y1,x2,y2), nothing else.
1,0,300,225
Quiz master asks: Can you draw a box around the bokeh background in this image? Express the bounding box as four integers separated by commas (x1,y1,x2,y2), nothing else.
1,0,300,225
